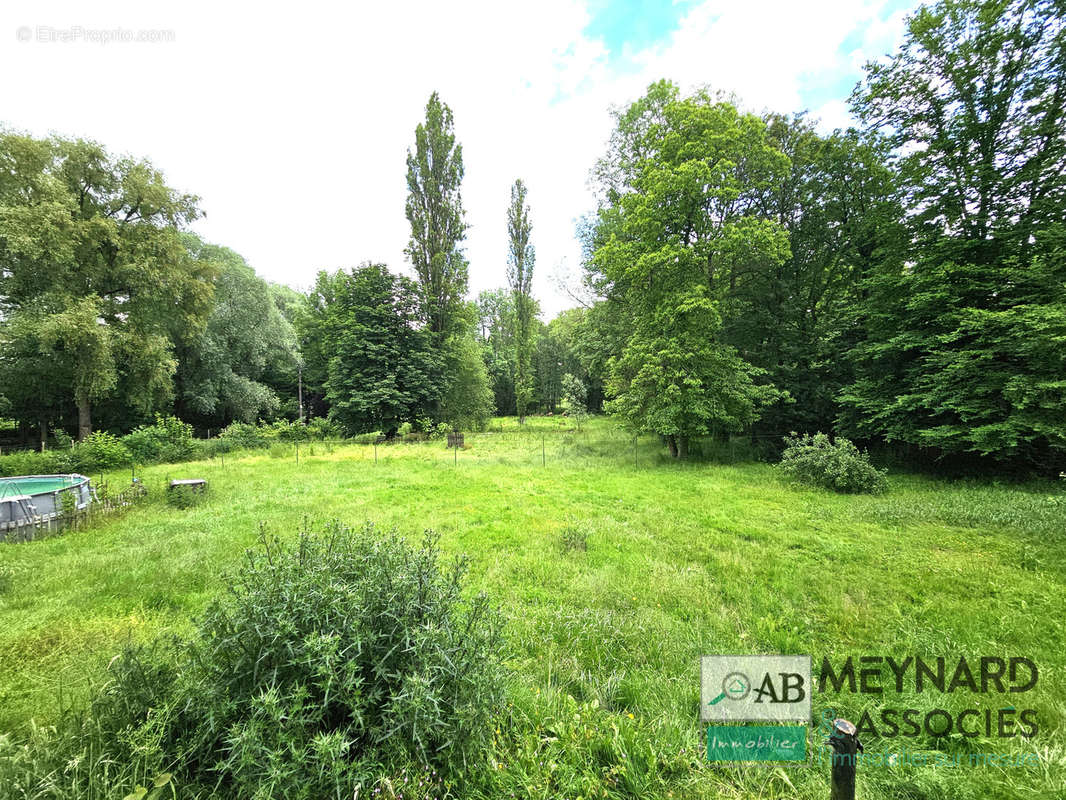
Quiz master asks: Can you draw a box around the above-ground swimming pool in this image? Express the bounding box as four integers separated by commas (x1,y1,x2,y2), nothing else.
0,474,93,538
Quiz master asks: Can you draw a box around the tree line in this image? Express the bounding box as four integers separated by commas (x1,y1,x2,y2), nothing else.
1,0,1063,471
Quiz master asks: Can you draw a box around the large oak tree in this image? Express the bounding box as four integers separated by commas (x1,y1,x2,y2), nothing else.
0,134,214,440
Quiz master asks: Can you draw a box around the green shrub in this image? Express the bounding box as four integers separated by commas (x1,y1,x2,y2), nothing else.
217,421,271,450
0,448,72,478
51,428,74,450
122,416,196,465
779,432,888,494
165,484,205,509
168,523,504,795
199,437,230,459
269,419,310,442
74,431,131,471
305,416,341,440
353,431,384,444
397,421,414,437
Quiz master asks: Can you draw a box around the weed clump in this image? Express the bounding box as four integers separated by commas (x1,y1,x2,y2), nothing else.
174,522,503,794
165,484,205,509
779,432,888,494
559,522,590,553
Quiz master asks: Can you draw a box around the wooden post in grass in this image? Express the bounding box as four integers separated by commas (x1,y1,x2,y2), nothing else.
828,718,861,800
295,439,299,465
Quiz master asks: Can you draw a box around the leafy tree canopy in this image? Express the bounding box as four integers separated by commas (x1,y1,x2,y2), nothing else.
175,236,299,426
588,81,790,455
405,93,469,337
313,264,442,435
0,133,214,439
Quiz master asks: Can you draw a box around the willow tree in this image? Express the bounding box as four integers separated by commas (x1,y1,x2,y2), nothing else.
506,179,536,422
174,236,300,427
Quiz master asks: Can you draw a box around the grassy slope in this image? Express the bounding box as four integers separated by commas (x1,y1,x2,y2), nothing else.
0,418,1063,799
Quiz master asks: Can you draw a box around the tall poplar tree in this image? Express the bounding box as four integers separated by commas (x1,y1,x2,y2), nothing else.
404,92,469,337
506,179,535,423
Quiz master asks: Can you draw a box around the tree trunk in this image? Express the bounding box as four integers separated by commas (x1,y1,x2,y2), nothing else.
677,435,688,460
40,418,47,453
77,398,91,442
666,435,678,458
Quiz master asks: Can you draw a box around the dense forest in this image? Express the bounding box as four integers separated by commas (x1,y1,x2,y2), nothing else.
1,0,1063,472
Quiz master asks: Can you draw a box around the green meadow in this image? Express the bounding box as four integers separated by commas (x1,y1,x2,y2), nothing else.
1,418,1063,799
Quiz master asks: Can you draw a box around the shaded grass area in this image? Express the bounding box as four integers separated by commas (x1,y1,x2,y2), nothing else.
0,418,1063,798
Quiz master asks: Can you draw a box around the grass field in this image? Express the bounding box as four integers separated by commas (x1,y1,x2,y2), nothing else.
1,417,1064,799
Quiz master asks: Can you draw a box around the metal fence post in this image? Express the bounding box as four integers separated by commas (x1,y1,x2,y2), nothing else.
828,718,861,800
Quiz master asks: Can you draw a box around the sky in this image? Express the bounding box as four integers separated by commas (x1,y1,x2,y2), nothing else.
1,0,922,319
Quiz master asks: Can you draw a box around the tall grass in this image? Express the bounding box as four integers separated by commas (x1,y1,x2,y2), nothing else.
0,417,1062,799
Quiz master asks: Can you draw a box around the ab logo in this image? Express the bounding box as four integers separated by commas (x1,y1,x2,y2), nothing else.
701,655,812,722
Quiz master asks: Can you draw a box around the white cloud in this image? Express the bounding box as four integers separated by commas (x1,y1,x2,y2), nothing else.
811,99,857,133
0,0,917,317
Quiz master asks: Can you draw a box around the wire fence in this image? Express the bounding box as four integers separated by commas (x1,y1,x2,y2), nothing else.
183,428,784,474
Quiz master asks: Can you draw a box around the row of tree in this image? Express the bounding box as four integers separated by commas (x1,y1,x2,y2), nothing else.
1,0,1062,471
0,92,492,445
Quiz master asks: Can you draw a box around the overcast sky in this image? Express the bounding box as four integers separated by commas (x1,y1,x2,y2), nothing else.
2,0,921,318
